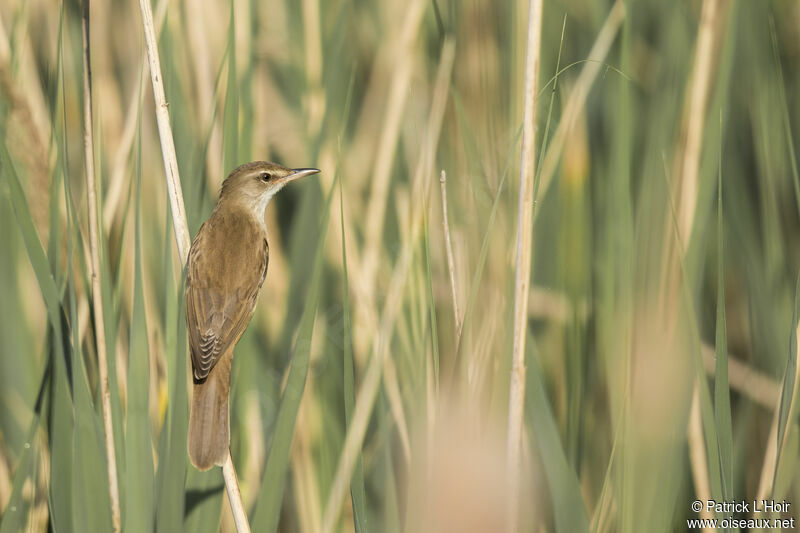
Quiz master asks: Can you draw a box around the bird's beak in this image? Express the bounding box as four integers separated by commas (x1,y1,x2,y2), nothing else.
281,168,320,185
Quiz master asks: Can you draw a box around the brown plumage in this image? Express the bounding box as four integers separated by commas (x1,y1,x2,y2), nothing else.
186,161,319,470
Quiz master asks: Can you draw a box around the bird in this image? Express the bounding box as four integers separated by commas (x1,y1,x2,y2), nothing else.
186,161,319,470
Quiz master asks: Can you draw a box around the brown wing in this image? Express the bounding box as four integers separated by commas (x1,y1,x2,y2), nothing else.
185,214,269,382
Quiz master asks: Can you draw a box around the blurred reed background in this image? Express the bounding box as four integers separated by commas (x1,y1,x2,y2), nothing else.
1,0,799,531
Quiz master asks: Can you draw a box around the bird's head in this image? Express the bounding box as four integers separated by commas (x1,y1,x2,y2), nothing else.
219,161,319,216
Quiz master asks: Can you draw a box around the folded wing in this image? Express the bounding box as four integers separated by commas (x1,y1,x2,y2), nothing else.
186,218,268,382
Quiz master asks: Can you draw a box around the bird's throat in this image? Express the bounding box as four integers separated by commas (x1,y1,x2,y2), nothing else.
222,189,279,230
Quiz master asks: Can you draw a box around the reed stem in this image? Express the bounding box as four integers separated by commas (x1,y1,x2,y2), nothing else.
80,1,121,530
137,0,249,529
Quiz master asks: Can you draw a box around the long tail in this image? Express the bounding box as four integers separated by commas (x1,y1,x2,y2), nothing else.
188,356,231,470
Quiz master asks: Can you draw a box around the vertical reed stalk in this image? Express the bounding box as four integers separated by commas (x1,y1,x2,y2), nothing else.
673,0,725,503
687,387,714,526
439,170,462,342
222,455,251,533
137,0,248,530
137,0,190,262
506,0,542,531
675,0,721,247
80,1,120,530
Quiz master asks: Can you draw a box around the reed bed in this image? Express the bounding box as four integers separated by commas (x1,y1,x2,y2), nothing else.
1,0,799,531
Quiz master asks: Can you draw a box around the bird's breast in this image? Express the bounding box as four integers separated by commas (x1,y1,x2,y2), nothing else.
192,208,269,291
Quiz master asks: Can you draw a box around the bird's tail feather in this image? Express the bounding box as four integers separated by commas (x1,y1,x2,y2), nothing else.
188,368,230,471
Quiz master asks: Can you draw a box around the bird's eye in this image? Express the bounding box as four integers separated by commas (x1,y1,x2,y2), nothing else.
259,171,270,181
